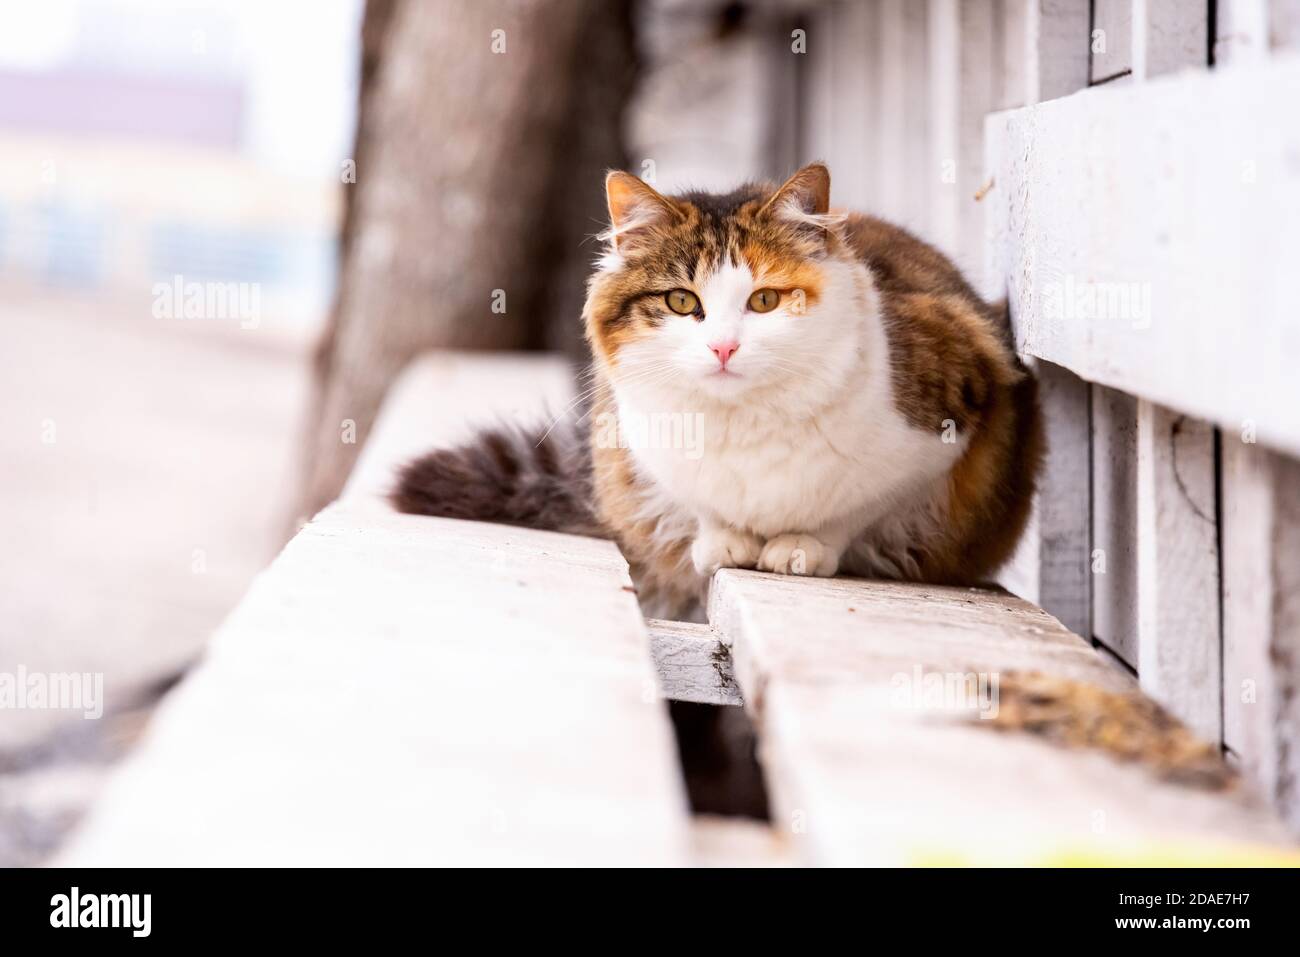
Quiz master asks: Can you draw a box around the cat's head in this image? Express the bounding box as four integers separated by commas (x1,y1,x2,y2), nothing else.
583,163,874,409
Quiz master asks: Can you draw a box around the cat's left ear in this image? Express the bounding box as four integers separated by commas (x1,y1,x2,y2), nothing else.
761,163,832,221
604,171,679,250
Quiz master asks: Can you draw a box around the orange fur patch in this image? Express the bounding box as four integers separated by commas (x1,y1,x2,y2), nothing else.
740,244,824,309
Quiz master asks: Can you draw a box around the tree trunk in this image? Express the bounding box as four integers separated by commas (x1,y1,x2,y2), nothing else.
299,0,636,520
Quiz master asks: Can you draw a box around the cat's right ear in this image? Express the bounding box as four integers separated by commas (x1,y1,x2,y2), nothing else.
761,163,833,221
604,171,677,250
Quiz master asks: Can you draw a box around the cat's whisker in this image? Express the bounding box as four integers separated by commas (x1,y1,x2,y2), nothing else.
534,363,684,447
534,383,608,445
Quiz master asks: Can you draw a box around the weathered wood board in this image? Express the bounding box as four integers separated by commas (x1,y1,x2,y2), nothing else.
987,56,1300,457
1133,401,1221,742
1091,0,1135,83
987,1,1093,623
1215,0,1271,65
1131,0,1207,80
59,355,691,865
998,359,1093,635
647,618,741,707
1090,385,1139,663
1000,0,1092,105
709,570,1288,866
876,0,932,236
804,0,877,213
1222,438,1300,831
1090,390,1221,740
925,0,1001,279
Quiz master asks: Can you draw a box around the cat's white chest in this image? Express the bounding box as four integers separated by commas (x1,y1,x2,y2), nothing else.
617,387,960,539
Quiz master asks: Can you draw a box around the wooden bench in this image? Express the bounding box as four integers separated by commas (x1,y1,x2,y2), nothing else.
58,353,1293,866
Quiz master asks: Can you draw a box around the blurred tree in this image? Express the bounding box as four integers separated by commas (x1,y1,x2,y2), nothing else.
299,0,636,519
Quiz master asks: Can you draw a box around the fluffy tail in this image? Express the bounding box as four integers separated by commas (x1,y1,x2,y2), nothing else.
390,418,604,537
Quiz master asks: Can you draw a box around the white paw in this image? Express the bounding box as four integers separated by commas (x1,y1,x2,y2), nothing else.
757,533,840,577
691,526,763,576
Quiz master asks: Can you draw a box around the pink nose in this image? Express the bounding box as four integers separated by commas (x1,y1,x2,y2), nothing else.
709,340,739,368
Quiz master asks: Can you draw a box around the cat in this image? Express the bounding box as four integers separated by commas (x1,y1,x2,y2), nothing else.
393,163,1043,620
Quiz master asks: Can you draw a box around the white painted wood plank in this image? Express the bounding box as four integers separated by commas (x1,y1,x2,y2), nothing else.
874,0,906,223
647,618,741,707
1001,0,1091,104
764,6,802,180
1222,438,1300,830
712,573,1130,690
1028,361,1093,635
989,0,1093,616
852,0,885,213
1089,0,1208,84
1093,0,1217,759
803,1,838,177
952,0,1000,277
1215,0,1272,65
1132,0,1209,79
1092,0,1135,82
1089,388,1220,738
59,355,692,865
808,0,877,212
986,57,1300,457
1134,401,1221,741
1222,436,1277,773
1276,0,1300,50
1090,385,1139,665
709,571,1288,865
876,0,930,232
996,0,1030,107
929,0,1022,280
927,0,962,256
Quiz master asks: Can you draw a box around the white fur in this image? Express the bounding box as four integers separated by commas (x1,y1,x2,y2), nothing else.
605,252,964,581
772,195,848,232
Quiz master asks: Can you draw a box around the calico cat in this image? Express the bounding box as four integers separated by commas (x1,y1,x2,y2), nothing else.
393,163,1043,619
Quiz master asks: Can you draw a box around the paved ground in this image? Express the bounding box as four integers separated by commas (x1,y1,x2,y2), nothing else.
0,282,313,864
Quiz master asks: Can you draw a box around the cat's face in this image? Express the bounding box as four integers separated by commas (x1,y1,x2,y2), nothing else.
584,164,868,408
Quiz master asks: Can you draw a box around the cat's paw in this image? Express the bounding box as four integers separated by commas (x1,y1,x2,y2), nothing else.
758,533,840,577
691,526,763,576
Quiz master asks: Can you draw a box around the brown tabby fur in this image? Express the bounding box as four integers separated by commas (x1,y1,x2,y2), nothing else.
581,169,1041,614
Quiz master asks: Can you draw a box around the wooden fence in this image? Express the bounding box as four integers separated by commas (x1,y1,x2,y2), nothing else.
799,0,1300,826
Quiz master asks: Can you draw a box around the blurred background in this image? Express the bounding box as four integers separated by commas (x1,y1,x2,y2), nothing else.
0,0,361,864
0,0,812,865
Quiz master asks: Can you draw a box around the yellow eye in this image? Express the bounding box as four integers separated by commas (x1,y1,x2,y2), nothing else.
665,289,699,315
748,288,781,313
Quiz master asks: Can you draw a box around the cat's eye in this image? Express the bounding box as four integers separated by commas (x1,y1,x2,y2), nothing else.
665,289,699,315
748,288,781,313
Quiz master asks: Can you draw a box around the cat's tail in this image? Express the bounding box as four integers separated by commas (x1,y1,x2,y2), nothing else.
389,418,605,538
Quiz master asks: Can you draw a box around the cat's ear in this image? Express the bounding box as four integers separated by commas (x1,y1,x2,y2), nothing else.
761,163,833,222
604,171,677,249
